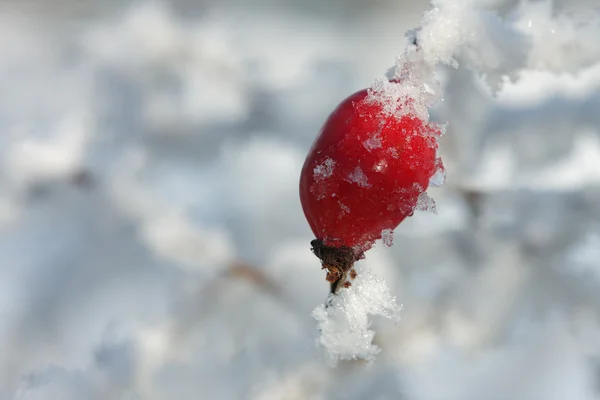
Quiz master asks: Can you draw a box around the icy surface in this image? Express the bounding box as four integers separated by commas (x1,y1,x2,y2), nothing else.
312,266,402,365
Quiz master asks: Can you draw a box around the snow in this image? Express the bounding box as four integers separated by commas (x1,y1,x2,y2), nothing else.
416,191,437,214
363,134,383,151
312,157,336,200
372,159,388,173
347,166,371,188
312,265,402,365
381,229,394,247
429,158,446,187
313,157,336,181
2,0,600,398
338,201,350,214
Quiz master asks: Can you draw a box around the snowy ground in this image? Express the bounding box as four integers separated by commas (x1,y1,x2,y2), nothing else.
2,0,600,398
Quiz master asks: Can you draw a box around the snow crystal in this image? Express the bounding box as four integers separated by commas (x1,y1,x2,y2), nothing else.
313,157,335,181
363,134,382,151
311,157,337,200
418,0,529,73
338,201,350,214
388,147,399,159
429,168,446,187
417,1,470,67
373,159,388,173
372,0,534,118
365,77,437,123
312,265,402,365
416,191,437,214
429,158,446,187
381,229,394,247
347,167,371,188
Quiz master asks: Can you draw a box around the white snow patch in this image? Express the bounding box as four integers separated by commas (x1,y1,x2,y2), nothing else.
312,265,402,365
366,76,437,123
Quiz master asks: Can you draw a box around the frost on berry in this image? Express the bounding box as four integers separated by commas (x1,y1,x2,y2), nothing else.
313,157,335,180
363,133,383,151
381,229,394,247
338,201,350,220
346,166,371,188
338,201,350,214
429,157,446,187
416,191,437,214
373,159,388,173
310,157,337,200
312,265,402,366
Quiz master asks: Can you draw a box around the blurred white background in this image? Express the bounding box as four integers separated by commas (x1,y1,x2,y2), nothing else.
1,0,600,398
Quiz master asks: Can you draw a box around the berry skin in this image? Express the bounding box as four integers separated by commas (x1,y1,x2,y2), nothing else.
299,87,441,290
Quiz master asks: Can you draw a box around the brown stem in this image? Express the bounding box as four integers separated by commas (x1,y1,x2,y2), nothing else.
310,239,362,294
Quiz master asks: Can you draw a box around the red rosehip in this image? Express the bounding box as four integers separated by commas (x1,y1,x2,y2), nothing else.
299,87,442,291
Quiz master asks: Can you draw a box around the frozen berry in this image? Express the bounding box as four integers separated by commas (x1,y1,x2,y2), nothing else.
300,86,442,291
